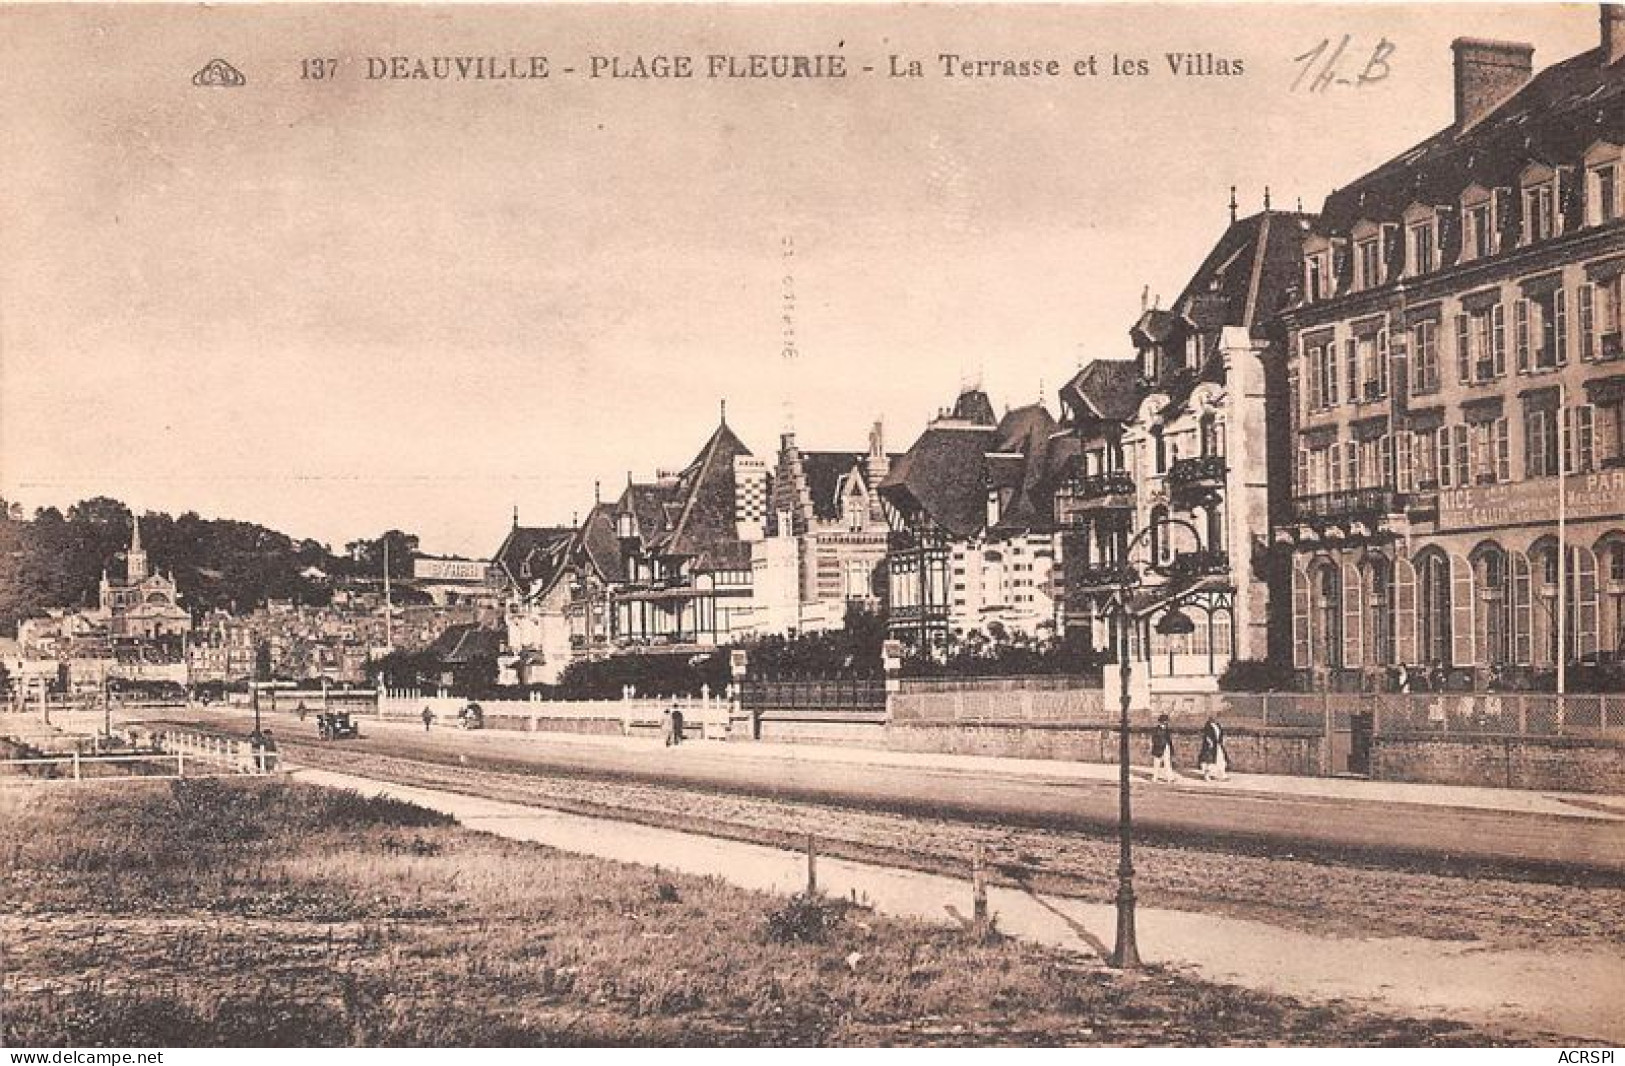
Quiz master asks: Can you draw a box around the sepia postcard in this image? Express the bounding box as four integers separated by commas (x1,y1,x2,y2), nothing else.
2,1,1623,1053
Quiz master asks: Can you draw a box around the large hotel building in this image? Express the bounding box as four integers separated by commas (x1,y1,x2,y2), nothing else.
1278,9,1625,688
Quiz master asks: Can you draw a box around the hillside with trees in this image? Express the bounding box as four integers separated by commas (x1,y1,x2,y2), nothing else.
0,496,418,635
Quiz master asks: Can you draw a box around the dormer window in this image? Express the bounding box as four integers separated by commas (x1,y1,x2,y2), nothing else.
1460,186,1494,262
1302,238,1331,302
1402,204,1438,278
616,511,634,538
1585,142,1622,227
1520,164,1557,245
1349,221,1383,291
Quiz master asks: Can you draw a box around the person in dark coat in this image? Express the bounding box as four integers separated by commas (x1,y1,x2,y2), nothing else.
670,705,685,747
1198,714,1228,781
421,705,434,733
1151,713,1175,783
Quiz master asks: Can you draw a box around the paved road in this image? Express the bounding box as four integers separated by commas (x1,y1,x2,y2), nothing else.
157,706,1625,877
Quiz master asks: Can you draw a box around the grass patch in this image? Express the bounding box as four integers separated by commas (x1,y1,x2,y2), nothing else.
0,779,1527,1047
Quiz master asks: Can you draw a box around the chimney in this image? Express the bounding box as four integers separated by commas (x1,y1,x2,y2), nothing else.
1451,37,1533,128
1605,3,1625,65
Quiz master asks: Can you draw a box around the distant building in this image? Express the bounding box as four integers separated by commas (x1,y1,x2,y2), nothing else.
608,414,769,647
89,517,191,653
757,421,896,634
879,387,1066,654
1278,13,1625,688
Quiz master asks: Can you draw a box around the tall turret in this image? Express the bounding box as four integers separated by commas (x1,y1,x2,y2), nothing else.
127,516,148,582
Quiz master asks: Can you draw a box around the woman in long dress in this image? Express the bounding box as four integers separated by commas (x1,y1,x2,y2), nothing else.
1198,715,1228,781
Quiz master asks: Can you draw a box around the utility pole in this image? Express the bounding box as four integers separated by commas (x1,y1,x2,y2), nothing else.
1558,380,1567,700
383,538,395,651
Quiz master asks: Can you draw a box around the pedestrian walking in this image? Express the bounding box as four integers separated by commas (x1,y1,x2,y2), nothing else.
670,705,685,747
421,705,434,733
1151,713,1175,783
1198,714,1228,781
661,705,675,747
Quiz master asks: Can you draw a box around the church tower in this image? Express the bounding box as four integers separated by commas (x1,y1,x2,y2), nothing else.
128,515,148,582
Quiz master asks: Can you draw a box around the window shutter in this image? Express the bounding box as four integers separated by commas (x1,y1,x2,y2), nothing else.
1510,549,1533,665
1555,288,1569,365
1377,327,1390,395
1332,239,1352,295
1514,299,1530,372
1438,429,1453,488
1383,222,1403,280
1454,424,1469,487
1455,313,1471,382
1578,404,1594,471
1495,418,1510,482
1492,303,1507,376
1580,283,1596,361
1437,205,1461,265
1393,555,1418,666
1345,338,1358,403
1346,441,1359,490
1325,345,1339,405
1575,545,1599,659
1292,564,1312,669
1296,448,1309,496
1342,561,1364,670
1558,165,1582,235
1494,187,1519,252
1396,430,1414,492
1449,553,1477,668
1380,433,1394,485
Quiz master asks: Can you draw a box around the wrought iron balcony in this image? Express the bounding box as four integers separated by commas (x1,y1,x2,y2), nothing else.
1166,455,1227,491
1292,487,1405,522
1168,549,1231,581
1070,562,1136,590
1058,471,1136,514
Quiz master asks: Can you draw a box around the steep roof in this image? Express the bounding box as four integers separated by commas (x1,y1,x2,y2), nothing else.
880,399,1060,538
614,419,755,562
1061,359,1141,423
880,422,999,537
950,387,998,426
428,623,502,664
492,525,574,587
575,502,624,583
1171,209,1317,332
1316,44,1625,234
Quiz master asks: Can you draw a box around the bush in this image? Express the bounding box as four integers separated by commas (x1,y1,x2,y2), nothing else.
1218,658,1299,693
761,893,851,945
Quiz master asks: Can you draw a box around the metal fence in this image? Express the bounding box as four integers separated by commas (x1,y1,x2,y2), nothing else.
741,679,888,711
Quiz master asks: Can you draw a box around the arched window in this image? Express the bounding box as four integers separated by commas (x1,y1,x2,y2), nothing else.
1312,561,1343,670
1472,543,1510,667
1600,535,1625,658
1417,549,1454,668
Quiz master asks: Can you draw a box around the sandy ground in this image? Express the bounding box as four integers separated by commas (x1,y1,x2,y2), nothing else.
293,765,1625,1043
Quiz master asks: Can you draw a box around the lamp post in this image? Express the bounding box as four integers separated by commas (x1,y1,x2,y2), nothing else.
1107,517,1201,969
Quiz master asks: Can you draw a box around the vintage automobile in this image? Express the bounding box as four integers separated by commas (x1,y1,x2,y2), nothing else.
316,710,361,741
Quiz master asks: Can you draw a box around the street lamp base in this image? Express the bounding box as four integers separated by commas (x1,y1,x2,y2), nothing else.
1109,881,1141,969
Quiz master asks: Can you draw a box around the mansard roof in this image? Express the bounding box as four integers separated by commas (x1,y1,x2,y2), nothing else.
1316,44,1625,235
879,398,1060,538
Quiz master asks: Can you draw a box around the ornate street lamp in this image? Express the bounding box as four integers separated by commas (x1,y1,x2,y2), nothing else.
1107,517,1201,970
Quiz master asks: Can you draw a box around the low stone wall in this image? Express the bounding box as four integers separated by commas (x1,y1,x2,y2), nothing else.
884,720,1323,777
1373,733,1625,794
756,717,891,747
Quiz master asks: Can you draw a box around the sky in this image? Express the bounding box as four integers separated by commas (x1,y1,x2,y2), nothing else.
0,3,1603,556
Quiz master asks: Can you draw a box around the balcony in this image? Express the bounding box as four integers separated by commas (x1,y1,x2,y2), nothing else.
1058,471,1136,516
1071,562,1135,591
1168,549,1231,582
1165,455,1226,501
1293,487,1404,522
